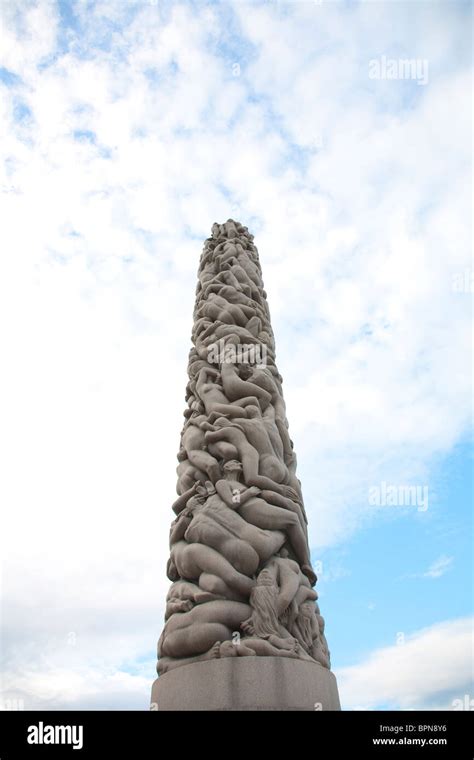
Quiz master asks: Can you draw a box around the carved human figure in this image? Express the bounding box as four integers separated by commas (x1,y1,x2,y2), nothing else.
167,540,254,598
175,453,207,494
181,488,286,576
214,461,314,583
195,366,262,419
205,418,298,498
239,567,301,654
164,580,221,619
180,416,221,484
196,293,255,328
158,599,251,659
220,363,272,410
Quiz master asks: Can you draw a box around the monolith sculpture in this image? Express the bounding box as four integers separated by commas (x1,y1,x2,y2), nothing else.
151,220,340,710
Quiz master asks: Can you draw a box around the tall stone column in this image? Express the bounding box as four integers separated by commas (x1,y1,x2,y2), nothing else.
151,220,340,710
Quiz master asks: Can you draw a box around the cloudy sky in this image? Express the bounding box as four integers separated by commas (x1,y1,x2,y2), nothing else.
0,0,472,710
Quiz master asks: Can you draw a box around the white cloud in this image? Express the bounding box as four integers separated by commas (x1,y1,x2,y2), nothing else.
422,556,454,579
421,555,454,579
402,554,454,580
0,0,60,77
337,617,474,710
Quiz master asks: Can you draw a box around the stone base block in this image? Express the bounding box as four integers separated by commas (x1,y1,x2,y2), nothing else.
151,656,341,711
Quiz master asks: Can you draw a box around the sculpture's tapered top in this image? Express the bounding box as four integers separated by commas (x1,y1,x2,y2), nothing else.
210,219,254,242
